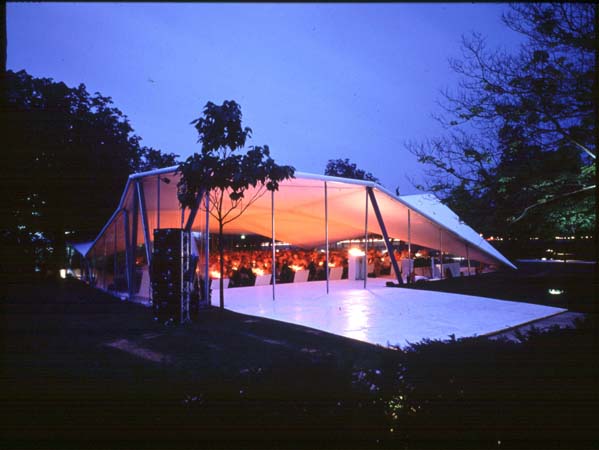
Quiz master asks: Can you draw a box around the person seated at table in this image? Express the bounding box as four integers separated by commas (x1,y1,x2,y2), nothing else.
315,255,327,280
279,260,294,284
307,257,318,281
230,256,255,287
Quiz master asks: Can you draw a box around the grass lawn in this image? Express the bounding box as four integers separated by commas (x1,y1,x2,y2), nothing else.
1,263,597,449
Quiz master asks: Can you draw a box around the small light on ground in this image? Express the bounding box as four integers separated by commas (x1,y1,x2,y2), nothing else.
548,289,564,295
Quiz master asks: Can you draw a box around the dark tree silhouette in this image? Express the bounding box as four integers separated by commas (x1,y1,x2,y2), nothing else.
407,3,596,239
177,100,295,309
1,69,177,277
324,158,380,183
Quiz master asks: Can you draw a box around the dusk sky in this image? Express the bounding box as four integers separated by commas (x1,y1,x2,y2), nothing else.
8,3,523,194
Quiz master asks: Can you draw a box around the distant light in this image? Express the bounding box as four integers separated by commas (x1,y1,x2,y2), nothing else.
59,269,67,279
548,289,564,296
240,234,246,240
348,248,365,257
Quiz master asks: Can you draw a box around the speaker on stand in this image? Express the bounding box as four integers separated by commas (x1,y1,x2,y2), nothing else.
150,228,191,324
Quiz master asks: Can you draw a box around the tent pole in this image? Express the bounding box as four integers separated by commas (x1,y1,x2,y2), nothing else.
408,209,412,282
204,192,210,306
102,229,107,290
364,188,368,289
136,180,152,266
123,210,131,296
466,243,471,276
271,189,276,301
113,219,117,292
325,181,329,294
129,197,138,298
367,187,403,285
439,228,444,280
185,191,203,232
156,175,160,230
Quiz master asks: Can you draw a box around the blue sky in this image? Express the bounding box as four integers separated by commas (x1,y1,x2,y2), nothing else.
7,3,522,194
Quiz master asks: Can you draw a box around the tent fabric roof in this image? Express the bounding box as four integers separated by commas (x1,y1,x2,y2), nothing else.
86,166,516,269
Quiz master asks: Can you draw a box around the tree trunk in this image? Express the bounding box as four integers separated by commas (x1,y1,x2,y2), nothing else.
219,222,225,309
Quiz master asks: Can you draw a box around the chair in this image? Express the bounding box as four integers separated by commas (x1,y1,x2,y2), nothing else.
254,273,272,286
213,278,230,289
329,266,343,281
414,266,432,278
138,267,151,299
293,269,309,283
448,262,460,278
367,262,375,275
460,267,475,276
400,259,414,283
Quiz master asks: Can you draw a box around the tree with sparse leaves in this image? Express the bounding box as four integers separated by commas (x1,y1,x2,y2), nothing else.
177,100,295,309
408,3,596,240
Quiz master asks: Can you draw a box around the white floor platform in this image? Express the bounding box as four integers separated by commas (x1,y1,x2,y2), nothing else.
213,278,565,348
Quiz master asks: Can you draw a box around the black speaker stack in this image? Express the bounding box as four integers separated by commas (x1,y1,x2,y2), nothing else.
150,228,191,323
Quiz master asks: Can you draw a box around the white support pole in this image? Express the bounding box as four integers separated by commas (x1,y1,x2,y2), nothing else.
113,219,117,291
156,175,160,230
102,230,107,289
466,242,471,276
439,228,444,280
325,181,329,294
204,192,210,305
271,189,276,301
407,209,412,281
123,210,131,294
364,187,368,289
136,181,152,266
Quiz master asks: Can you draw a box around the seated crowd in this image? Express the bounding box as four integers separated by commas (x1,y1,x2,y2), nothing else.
204,246,423,287
206,248,348,287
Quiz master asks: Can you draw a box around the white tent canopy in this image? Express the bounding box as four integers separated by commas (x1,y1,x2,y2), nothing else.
85,166,515,271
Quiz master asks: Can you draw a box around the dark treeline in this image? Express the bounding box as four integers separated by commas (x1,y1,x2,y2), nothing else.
1,69,178,278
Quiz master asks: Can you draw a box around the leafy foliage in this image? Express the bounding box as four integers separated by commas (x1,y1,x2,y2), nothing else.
408,4,596,239
177,100,295,307
1,69,177,275
324,158,380,183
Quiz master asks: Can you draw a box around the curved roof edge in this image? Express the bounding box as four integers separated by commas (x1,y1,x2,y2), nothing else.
395,193,517,270
86,166,515,269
